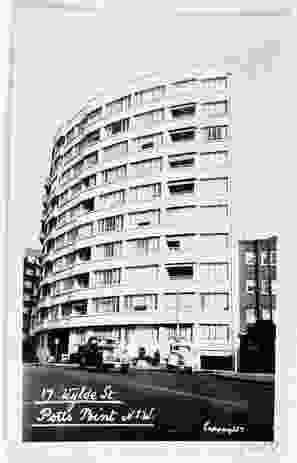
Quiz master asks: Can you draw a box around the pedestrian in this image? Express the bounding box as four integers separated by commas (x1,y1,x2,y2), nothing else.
36,345,47,365
127,341,138,366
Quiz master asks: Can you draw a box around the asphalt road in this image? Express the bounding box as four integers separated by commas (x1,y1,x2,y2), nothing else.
23,365,274,442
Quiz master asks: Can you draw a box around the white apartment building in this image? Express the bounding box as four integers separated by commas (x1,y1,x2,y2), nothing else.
32,70,233,366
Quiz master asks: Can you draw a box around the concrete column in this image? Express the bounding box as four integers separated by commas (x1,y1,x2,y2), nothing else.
68,329,82,354
158,326,170,362
89,270,96,291
87,298,95,315
57,304,63,320
164,106,172,122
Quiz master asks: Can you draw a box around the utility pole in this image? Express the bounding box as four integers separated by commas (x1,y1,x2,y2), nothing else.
267,237,273,321
176,291,181,338
254,239,261,321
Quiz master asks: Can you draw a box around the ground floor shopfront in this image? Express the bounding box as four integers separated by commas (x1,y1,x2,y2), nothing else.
35,322,233,368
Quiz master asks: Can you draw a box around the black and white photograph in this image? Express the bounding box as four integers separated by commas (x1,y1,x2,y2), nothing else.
3,0,293,454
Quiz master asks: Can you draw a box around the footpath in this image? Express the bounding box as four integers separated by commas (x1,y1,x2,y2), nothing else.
26,361,274,383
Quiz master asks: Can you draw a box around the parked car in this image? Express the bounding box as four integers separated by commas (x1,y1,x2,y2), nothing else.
69,344,81,364
167,341,196,374
77,337,130,373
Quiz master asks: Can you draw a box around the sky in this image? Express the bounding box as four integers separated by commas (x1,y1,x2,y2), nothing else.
12,1,291,253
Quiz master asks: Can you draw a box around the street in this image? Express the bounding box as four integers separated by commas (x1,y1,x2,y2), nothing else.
23,365,274,442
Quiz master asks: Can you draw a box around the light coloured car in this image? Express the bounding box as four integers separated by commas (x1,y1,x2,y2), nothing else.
167,342,196,374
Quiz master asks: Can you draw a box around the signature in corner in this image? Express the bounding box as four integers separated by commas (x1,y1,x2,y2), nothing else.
202,419,247,436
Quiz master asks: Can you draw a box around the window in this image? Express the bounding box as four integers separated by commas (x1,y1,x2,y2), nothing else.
69,204,81,220
70,182,83,199
77,223,93,239
168,179,195,196
61,168,72,184
199,178,228,196
84,129,100,146
105,95,132,116
96,242,122,259
85,151,98,168
124,294,157,312
102,165,127,184
100,190,125,208
169,127,196,142
126,266,159,284
71,301,88,316
127,237,160,257
171,103,196,119
78,247,91,262
261,250,277,266
61,303,72,317
73,160,84,178
135,86,165,105
200,151,229,165
200,293,229,313
83,174,96,189
134,109,164,128
168,153,195,169
199,324,230,342
164,293,196,313
245,251,256,265
64,146,76,164
98,215,124,233
200,205,228,224
24,279,33,289
66,126,76,144
204,125,229,141
58,211,68,226
166,234,195,253
262,307,272,320
199,234,229,255
66,253,76,266
86,107,102,124
94,297,119,314
199,263,229,282
105,118,130,137
173,78,198,90
166,264,194,280
261,280,274,295
130,158,162,177
55,233,66,250
60,190,69,206
103,141,128,161
201,100,228,115
76,273,89,289
246,280,256,294
167,239,180,251
63,278,74,292
81,197,95,215
129,183,161,202
128,209,160,228
166,206,195,225
200,77,228,90
246,307,257,324
95,269,121,287
135,133,164,152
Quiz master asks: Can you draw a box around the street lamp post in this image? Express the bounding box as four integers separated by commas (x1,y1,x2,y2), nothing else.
54,337,60,362
176,291,181,338
233,334,240,373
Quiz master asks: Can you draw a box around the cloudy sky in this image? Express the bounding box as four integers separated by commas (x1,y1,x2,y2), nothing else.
12,1,291,254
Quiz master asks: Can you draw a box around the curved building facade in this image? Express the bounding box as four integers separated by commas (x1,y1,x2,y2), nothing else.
32,70,234,365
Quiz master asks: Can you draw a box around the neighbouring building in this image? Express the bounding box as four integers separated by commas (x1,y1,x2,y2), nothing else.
31,70,234,368
238,236,278,372
23,248,41,360
239,236,277,330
